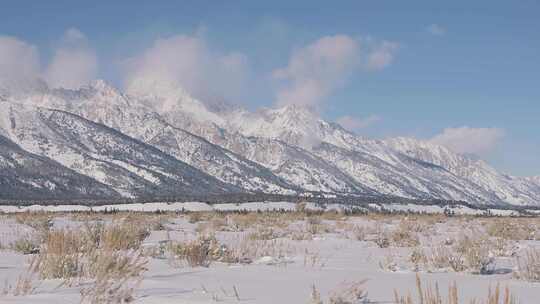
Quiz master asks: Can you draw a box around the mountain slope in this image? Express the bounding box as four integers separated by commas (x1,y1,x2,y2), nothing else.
312,142,498,203
0,134,119,200
20,81,297,194
2,80,539,206
0,101,238,198
220,103,540,206
384,137,540,206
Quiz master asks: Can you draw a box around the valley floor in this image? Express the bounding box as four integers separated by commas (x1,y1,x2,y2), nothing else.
0,207,539,303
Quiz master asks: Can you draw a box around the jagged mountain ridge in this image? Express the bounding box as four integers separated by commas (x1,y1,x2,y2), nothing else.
219,100,540,206
1,80,539,206
9,81,298,194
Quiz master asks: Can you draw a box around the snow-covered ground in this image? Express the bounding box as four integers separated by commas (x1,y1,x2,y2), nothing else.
0,201,529,216
0,210,538,303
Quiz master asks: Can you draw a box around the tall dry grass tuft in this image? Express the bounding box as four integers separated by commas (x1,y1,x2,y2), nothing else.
478,284,517,304
309,284,323,304
168,235,232,267
30,229,83,280
394,274,457,304
394,274,517,304
374,224,391,248
80,250,148,304
514,248,540,282
11,236,40,255
26,218,150,303
425,234,496,274
101,222,149,251
310,280,368,304
1,272,38,297
15,212,52,232
391,220,420,247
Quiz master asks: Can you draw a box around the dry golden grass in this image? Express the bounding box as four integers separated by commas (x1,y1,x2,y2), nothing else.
410,247,428,272
394,274,517,304
229,235,294,264
247,226,283,241
514,248,540,282
28,218,151,280
309,280,368,304
30,228,84,280
168,234,233,267
391,220,421,247
1,272,37,297
101,222,149,251
11,236,40,255
15,212,52,232
486,218,537,241
349,225,367,241
424,234,496,274
17,217,151,303
80,250,148,304
4,210,539,304
373,224,391,248
379,253,399,272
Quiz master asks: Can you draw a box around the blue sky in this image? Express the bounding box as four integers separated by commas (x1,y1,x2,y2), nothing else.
1,0,539,176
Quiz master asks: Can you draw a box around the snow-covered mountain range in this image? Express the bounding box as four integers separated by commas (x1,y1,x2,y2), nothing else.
1,80,539,206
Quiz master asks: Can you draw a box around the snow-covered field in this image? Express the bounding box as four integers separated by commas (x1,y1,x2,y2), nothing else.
0,208,538,303
0,201,530,216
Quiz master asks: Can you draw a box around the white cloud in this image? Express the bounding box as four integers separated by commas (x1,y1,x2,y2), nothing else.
123,34,249,102
430,127,505,156
44,28,97,89
272,35,359,107
273,35,398,107
427,24,446,36
366,41,399,71
336,115,381,131
0,36,41,92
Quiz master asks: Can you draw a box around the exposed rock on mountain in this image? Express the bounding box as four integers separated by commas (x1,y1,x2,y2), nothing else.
0,134,119,200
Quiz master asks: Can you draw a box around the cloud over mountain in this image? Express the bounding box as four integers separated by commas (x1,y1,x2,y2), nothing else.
123,33,249,103
273,35,398,108
44,28,98,89
0,28,96,92
336,115,381,131
430,126,505,156
272,35,360,108
0,36,41,93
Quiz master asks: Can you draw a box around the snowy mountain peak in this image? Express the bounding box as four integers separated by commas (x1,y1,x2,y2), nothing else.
223,104,323,149
125,77,225,126
1,78,539,206
268,104,318,117
87,79,121,95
